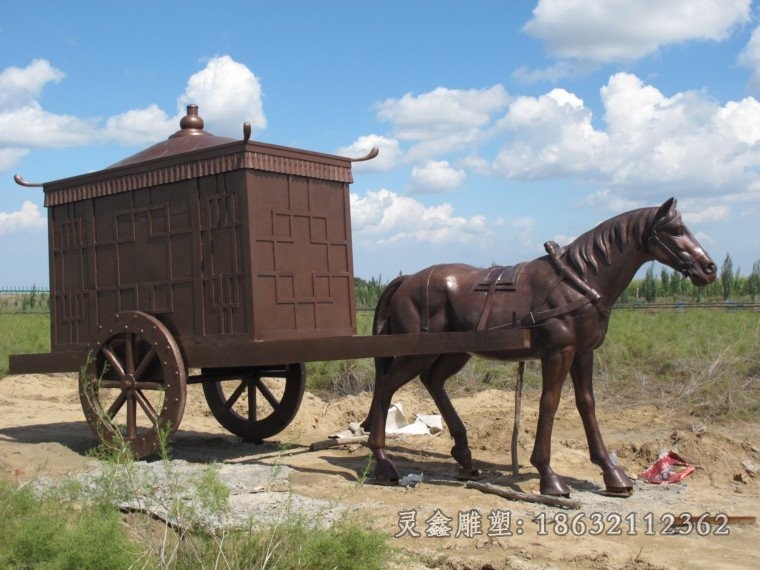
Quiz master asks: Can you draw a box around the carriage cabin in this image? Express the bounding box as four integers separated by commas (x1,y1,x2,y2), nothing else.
38,105,358,353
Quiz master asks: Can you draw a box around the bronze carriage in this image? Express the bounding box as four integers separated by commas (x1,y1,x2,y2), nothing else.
10,106,529,458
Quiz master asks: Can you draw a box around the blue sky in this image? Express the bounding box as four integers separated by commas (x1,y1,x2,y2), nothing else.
2,0,760,286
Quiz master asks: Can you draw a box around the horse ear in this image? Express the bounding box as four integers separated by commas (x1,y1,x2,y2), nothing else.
654,197,676,224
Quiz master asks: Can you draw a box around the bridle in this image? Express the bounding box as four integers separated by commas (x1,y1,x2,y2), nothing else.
645,224,695,278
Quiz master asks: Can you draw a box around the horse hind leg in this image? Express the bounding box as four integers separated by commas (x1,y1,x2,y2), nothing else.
365,355,435,484
420,353,477,477
359,354,394,431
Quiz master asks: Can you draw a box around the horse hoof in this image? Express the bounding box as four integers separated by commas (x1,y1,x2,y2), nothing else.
373,458,400,485
539,474,572,497
602,487,634,498
604,466,634,491
451,445,474,471
456,467,480,480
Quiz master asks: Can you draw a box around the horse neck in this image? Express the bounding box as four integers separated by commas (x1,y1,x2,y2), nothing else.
582,239,651,305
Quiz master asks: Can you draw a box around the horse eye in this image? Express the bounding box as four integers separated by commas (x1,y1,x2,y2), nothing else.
673,228,684,237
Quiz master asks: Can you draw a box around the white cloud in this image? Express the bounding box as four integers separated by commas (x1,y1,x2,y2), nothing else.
493,88,607,179
524,0,750,62
490,73,760,201
177,55,266,136
512,60,598,83
0,148,30,171
739,26,760,91
375,85,509,160
0,56,267,171
584,189,645,212
337,134,402,172
511,216,536,250
350,189,487,245
0,59,98,150
409,160,465,193
0,103,98,148
0,59,64,107
103,104,175,146
682,205,730,223
0,201,46,235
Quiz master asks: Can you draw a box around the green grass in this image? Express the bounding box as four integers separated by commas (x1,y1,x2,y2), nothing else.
594,308,760,418
0,314,50,377
2,308,758,418
189,516,390,570
0,479,145,569
310,308,759,419
0,419,393,569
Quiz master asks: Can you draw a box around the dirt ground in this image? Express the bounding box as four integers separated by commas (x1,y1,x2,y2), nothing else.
0,372,757,569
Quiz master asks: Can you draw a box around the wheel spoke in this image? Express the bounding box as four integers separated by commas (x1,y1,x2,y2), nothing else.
134,381,163,391
224,380,247,411
125,333,135,375
100,380,124,390
106,390,128,419
254,377,280,409
102,345,126,379
248,378,257,421
133,346,157,381
135,390,158,426
126,396,137,439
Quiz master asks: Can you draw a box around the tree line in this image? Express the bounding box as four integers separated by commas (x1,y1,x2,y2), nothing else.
625,253,760,303
356,253,760,309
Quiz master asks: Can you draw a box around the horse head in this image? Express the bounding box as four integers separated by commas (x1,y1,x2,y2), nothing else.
645,198,717,286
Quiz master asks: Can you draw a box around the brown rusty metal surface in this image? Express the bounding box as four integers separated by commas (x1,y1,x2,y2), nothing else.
35,105,357,355
79,311,187,459
183,328,532,368
107,104,236,168
9,328,532,374
9,350,83,374
362,199,718,496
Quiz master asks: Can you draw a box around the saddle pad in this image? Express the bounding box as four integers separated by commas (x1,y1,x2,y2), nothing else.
474,263,525,292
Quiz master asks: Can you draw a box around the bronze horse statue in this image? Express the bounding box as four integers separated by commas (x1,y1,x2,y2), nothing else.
361,198,716,495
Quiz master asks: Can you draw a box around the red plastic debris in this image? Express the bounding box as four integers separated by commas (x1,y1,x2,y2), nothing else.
638,451,695,484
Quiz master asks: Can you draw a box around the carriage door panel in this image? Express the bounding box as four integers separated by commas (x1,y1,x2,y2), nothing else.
198,173,247,336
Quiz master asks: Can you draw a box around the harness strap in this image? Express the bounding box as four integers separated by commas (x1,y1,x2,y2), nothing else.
520,295,595,327
487,241,609,331
475,266,503,332
419,267,435,332
544,241,601,304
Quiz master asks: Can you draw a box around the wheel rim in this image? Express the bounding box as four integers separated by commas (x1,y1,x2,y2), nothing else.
79,311,186,458
202,364,305,442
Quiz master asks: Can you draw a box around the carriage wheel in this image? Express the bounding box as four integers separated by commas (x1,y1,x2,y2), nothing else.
79,311,187,459
201,363,305,442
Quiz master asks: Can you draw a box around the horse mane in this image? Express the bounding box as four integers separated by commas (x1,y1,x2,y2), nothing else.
563,206,660,280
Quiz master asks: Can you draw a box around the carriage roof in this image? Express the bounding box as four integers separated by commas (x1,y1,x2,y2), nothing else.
39,104,354,207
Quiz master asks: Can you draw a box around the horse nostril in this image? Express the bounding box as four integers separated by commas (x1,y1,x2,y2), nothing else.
705,262,716,274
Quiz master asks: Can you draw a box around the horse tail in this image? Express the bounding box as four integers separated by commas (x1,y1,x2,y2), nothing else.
372,275,406,378
360,276,406,431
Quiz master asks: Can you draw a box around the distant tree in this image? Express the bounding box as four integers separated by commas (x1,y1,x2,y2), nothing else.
641,263,658,302
618,284,633,303
720,253,734,301
354,275,387,308
670,269,685,300
748,259,760,302
660,267,670,298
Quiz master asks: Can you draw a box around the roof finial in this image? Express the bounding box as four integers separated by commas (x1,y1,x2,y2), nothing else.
169,104,205,138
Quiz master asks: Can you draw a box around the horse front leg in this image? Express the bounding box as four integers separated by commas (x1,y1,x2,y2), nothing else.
570,351,633,494
531,347,574,496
